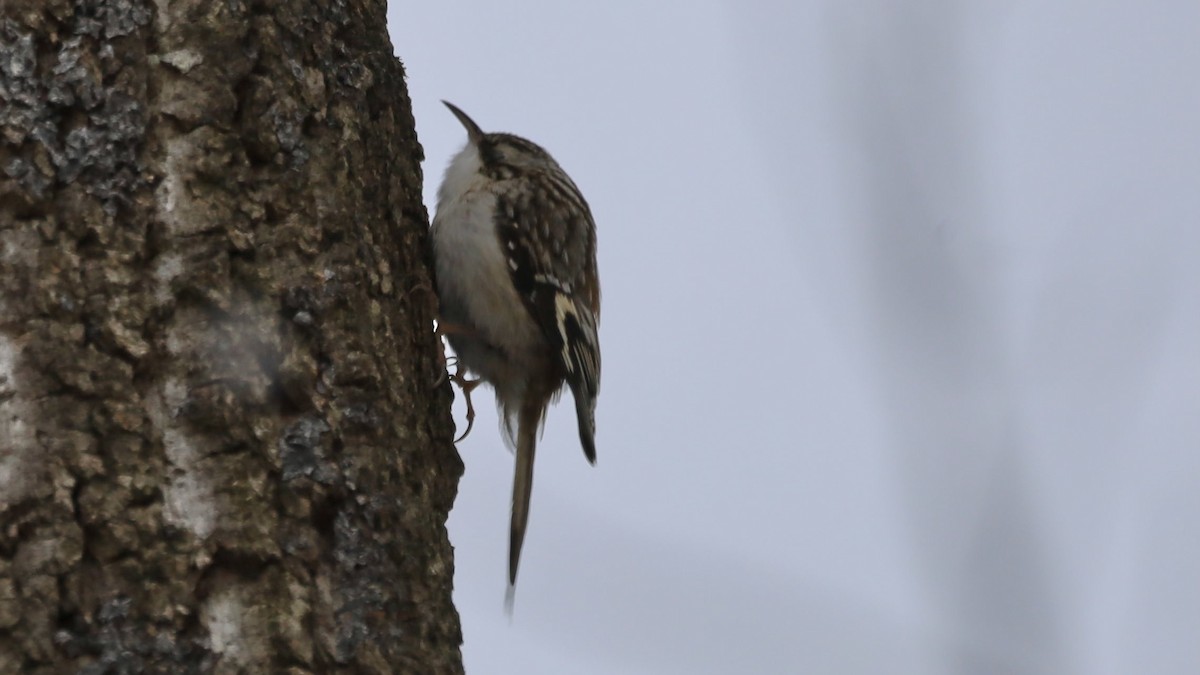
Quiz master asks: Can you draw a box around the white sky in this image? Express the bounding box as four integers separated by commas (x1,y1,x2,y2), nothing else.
389,2,1200,673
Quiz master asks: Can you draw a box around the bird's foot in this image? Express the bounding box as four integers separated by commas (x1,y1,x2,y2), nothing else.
450,362,481,443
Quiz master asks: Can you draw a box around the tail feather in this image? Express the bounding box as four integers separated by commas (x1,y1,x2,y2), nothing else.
509,399,541,589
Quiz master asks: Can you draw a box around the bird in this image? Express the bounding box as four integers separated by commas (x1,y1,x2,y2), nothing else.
430,101,601,596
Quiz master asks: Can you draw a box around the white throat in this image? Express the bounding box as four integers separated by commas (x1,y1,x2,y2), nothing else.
438,142,484,206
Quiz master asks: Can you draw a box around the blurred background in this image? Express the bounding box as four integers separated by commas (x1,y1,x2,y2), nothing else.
389,2,1200,673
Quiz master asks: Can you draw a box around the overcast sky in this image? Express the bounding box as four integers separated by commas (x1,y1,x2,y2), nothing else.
389,2,1200,673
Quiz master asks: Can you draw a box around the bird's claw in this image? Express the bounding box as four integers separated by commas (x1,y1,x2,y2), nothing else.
433,320,482,443
451,363,481,443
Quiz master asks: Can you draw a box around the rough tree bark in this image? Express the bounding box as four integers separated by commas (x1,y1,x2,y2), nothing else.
0,0,464,673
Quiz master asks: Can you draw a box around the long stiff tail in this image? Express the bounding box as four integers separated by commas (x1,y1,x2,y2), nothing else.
509,398,543,589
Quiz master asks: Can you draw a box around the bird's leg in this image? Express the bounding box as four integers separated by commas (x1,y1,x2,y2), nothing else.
434,320,483,442
430,319,475,386
450,360,482,443
430,353,457,388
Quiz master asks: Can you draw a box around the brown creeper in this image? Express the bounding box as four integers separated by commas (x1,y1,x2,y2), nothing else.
431,101,601,591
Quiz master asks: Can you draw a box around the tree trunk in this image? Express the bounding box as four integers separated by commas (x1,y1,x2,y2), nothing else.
0,1,463,673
